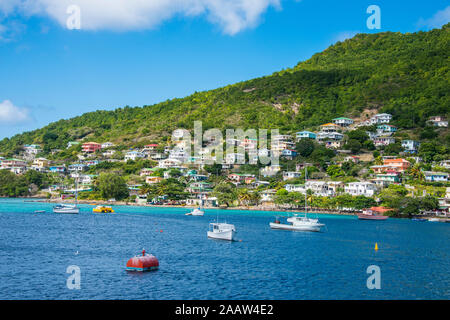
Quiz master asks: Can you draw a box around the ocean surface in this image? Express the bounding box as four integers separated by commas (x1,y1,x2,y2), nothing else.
0,198,448,300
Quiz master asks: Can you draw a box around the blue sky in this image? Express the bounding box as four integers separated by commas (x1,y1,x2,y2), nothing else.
0,0,448,139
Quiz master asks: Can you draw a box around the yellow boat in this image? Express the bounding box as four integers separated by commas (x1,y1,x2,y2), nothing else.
93,206,115,213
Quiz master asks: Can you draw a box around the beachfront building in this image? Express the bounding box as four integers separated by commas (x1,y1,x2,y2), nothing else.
401,140,420,153
333,117,354,127
427,116,448,128
283,171,302,181
285,184,306,193
345,182,378,197
82,142,102,153
305,181,342,197
424,171,449,182
370,113,392,124
260,189,276,204
296,131,316,141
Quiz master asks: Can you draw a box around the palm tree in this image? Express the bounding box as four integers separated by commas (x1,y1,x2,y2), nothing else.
238,188,252,206
409,164,425,182
374,156,383,166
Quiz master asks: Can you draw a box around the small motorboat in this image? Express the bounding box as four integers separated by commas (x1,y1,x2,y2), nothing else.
207,223,236,241
34,210,46,214
428,218,440,222
93,206,115,213
186,207,204,216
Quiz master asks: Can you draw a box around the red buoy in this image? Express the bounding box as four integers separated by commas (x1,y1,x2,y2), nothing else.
126,249,159,272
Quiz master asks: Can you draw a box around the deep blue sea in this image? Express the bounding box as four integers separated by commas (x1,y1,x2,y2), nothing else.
0,198,448,300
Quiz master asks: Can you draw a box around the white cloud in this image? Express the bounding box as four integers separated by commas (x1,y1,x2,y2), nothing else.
0,100,31,124
417,6,450,29
0,0,281,35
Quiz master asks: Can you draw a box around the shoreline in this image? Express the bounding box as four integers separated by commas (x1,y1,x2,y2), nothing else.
36,198,357,216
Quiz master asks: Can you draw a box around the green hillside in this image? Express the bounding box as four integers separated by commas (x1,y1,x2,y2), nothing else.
1,24,449,155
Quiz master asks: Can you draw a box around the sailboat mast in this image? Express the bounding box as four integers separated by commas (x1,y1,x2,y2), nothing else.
75,175,78,207
305,167,307,216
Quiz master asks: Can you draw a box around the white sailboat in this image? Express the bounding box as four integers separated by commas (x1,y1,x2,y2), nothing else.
270,168,325,232
53,176,80,214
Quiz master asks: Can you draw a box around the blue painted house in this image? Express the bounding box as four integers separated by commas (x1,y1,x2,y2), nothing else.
296,131,316,141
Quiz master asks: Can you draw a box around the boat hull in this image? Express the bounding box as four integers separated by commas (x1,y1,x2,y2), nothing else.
357,214,388,220
207,230,236,241
53,207,79,214
270,222,322,232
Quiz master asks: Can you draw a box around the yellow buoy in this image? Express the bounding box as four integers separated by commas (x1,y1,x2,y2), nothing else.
375,243,379,251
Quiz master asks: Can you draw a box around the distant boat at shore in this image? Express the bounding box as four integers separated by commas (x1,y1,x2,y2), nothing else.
53,176,79,214
358,208,389,220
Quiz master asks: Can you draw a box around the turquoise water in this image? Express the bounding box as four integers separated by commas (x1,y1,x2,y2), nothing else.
0,198,448,300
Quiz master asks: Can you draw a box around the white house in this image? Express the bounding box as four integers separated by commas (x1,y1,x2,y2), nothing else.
158,158,182,169
296,131,316,141
283,171,302,181
427,116,448,127
373,137,395,147
333,117,354,127
344,182,377,197
101,142,114,149
401,140,420,153
285,184,306,193
260,165,281,177
125,151,146,161
370,113,392,124
424,171,449,182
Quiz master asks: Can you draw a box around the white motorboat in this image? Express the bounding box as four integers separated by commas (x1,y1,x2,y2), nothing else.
207,223,236,241
54,176,79,214
428,218,440,222
186,207,204,216
269,167,325,232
